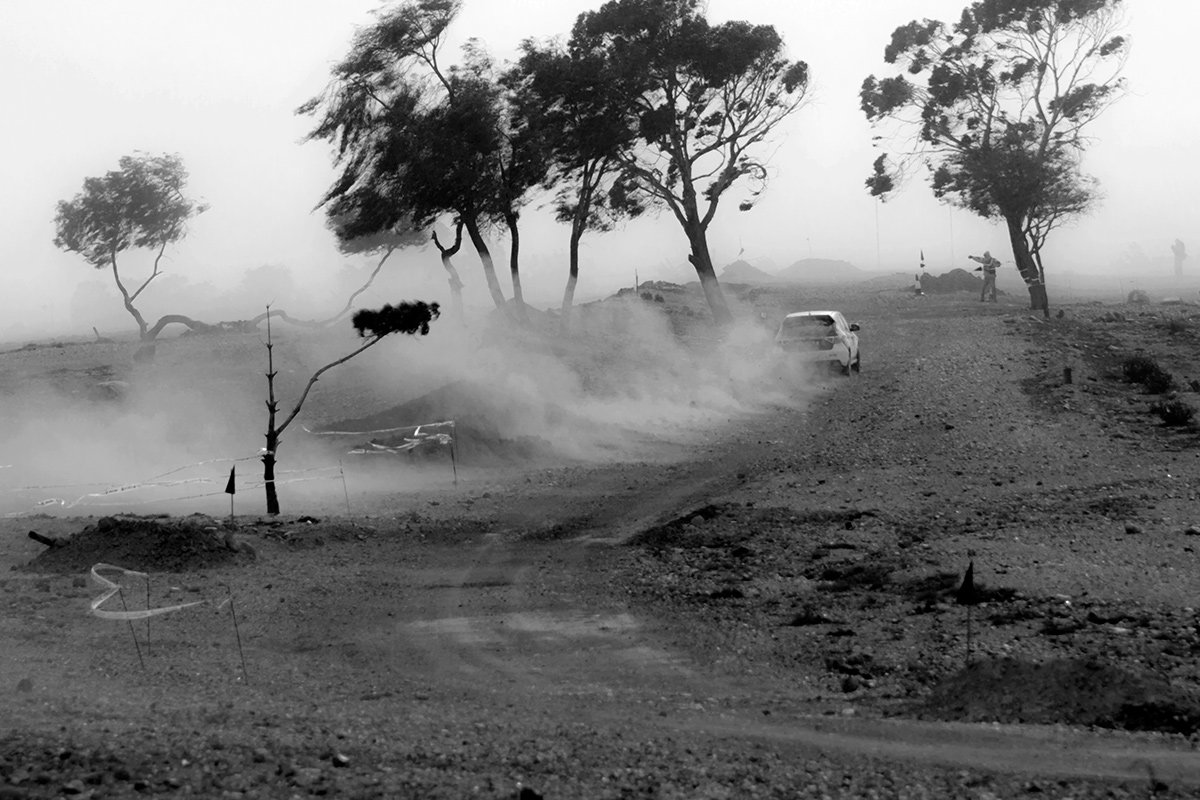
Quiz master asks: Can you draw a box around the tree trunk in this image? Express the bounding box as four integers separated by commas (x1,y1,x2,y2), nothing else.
461,215,508,311
263,433,280,516
560,221,584,333
432,224,467,323
505,212,527,321
264,314,281,516
145,314,216,340
440,255,466,322
684,223,733,326
1005,215,1049,318
110,257,150,340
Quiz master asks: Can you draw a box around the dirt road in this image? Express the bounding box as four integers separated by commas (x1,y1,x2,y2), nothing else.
3,293,1200,798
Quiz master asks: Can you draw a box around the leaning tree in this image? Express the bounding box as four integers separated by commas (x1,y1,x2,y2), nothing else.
53,153,211,346
262,300,439,515
299,0,530,317
861,0,1127,316
505,38,644,330
323,191,431,324
569,0,809,326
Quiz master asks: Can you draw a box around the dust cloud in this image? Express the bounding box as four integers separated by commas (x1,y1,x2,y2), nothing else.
0,289,823,518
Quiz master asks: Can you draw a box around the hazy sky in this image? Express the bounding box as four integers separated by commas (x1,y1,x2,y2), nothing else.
3,0,1195,337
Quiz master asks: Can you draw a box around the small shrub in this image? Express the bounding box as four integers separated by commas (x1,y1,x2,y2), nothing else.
654,294,665,303
1162,317,1190,335
1150,399,1196,426
640,291,654,301
1122,356,1175,394
1127,289,1150,305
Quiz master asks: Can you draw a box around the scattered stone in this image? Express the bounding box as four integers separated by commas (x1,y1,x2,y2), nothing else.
291,767,323,788
1123,522,1142,535
1041,619,1084,636
332,753,350,768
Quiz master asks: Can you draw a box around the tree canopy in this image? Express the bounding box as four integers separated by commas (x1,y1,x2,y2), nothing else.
568,0,809,325
53,153,209,342
861,0,1127,314
506,38,644,326
299,0,524,314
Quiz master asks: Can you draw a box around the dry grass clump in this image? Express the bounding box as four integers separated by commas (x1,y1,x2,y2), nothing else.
1122,355,1175,394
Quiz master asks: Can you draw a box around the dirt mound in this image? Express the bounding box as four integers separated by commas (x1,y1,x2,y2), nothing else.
919,268,988,295
319,379,585,462
916,657,1200,734
23,515,251,574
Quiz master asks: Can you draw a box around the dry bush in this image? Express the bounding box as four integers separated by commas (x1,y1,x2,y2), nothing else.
1149,399,1196,427
1122,355,1175,394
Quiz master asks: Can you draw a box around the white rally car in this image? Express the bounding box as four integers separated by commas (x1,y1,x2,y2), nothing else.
774,310,861,375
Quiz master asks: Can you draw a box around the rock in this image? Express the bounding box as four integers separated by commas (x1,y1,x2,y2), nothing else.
291,767,323,788
332,753,350,768
840,675,861,693
16,677,32,692
1123,522,1142,534
61,780,86,795
1185,526,1200,536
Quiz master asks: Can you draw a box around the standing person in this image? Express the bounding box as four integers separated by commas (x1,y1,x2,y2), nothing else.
968,251,1000,302
1172,239,1187,279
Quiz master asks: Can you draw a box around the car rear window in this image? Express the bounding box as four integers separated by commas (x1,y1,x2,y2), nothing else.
782,315,835,332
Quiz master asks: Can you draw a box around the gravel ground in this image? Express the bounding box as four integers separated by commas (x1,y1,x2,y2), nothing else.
2,287,1199,798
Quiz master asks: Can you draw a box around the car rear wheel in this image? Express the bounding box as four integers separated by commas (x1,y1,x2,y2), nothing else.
851,351,861,373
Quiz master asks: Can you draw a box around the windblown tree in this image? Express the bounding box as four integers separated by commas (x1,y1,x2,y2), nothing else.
53,153,211,344
299,0,527,317
506,39,644,330
324,192,429,324
569,0,810,326
463,42,552,321
861,0,1127,316
262,300,439,515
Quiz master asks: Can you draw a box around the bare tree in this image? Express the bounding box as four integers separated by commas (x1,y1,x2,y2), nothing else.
261,301,439,515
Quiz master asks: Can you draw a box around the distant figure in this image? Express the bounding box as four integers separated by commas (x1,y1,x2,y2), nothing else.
968,251,1000,302
913,273,925,296
1172,239,1187,279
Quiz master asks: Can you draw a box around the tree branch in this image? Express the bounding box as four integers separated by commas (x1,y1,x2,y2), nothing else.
276,335,385,438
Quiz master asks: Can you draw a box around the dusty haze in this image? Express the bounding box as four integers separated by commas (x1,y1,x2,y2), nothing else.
1,0,1196,341
0,291,821,518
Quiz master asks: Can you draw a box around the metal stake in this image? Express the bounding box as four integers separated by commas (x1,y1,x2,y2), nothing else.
119,588,145,671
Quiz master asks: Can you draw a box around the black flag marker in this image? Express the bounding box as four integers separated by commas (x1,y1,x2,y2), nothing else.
956,560,978,605
224,466,236,495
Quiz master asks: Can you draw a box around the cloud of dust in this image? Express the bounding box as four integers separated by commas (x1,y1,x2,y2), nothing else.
319,290,824,465
0,288,827,518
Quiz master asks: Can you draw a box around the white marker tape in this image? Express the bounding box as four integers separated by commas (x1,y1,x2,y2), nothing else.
304,419,455,437
90,563,206,621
